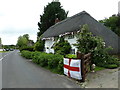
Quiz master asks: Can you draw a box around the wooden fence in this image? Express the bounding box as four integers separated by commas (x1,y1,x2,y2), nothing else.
77,52,91,82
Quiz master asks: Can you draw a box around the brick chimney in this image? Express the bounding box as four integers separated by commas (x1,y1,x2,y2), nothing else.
55,18,60,24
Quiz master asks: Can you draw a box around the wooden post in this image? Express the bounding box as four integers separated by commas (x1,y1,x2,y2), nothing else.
77,52,91,82
77,52,83,59
81,56,85,82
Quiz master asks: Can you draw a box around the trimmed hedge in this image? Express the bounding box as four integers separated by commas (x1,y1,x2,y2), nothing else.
20,46,34,52
21,50,64,74
21,50,119,74
65,54,77,58
104,64,118,69
21,50,34,59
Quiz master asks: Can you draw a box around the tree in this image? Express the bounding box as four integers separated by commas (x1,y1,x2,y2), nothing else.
34,40,45,51
0,38,1,45
99,14,120,37
0,38,2,49
74,24,119,68
23,34,29,40
53,37,71,56
37,1,68,37
16,36,28,49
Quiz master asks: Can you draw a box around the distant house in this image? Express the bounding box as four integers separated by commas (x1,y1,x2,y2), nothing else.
42,11,120,54
28,40,34,46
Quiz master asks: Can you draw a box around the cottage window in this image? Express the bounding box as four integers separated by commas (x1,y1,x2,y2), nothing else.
70,49,75,54
68,35,74,39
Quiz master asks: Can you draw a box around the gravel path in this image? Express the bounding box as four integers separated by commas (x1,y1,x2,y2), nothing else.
84,68,119,88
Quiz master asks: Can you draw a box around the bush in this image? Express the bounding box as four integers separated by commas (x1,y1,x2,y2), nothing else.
20,46,34,51
57,58,64,74
53,37,71,56
21,51,64,74
21,50,34,59
74,24,119,69
65,54,77,58
48,54,63,69
32,52,64,73
38,53,49,67
104,64,118,69
34,40,45,51
32,51,42,64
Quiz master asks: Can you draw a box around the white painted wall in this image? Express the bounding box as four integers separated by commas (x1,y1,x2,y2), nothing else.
44,34,78,54
45,39,55,53
64,35,78,54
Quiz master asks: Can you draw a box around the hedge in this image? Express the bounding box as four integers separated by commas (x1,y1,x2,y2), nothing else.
20,46,34,52
21,50,64,74
21,50,119,74
21,50,34,59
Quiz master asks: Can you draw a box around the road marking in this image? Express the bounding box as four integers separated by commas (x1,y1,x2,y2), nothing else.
0,51,14,61
0,58,3,61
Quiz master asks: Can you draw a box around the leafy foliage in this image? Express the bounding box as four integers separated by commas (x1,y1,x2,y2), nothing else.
53,37,71,56
21,50,64,74
99,14,120,37
34,40,45,51
37,1,68,37
20,46,34,51
74,24,119,68
65,54,77,58
16,34,34,50
3,45,16,49
21,50,34,59
17,35,28,49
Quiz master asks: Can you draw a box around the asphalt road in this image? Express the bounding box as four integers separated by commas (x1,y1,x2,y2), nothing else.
2,50,80,88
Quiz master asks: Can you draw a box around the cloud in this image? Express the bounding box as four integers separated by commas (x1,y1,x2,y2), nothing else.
0,0,119,45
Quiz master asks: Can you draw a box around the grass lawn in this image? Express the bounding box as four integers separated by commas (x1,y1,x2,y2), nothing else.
95,66,105,72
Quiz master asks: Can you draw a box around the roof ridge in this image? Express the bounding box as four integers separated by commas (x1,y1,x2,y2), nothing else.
48,11,89,29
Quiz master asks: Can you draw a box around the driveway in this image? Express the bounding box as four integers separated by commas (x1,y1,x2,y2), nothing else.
83,68,119,88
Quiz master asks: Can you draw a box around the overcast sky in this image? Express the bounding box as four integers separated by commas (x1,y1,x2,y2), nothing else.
0,0,119,45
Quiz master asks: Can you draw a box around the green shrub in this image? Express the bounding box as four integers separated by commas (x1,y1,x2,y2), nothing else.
34,40,45,51
74,24,119,69
32,52,64,73
21,51,64,74
57,58,64,74
48,54,63,69
38,53,49,67
53,37,71,56
104,64,118,69
21,50,33,59
20,46,34,51
32,51,42,64
65,54,77,58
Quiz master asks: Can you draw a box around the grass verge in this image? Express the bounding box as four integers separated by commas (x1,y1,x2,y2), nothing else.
0,51,8,53
95,66,105,72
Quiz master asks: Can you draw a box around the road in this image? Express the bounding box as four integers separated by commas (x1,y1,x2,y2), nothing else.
2,50,80,88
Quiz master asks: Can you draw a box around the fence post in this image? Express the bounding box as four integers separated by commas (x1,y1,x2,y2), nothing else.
76,52,85,82
77,52,91,82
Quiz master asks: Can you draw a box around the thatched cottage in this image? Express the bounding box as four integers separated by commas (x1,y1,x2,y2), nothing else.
42,11,120,54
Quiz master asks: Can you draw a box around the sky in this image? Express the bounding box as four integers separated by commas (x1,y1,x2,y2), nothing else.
0,0,119,45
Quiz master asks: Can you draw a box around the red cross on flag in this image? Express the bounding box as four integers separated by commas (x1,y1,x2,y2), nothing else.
64,58,82,80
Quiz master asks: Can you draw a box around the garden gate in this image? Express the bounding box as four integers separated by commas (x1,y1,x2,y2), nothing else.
77,52,92,82
63,52,91,82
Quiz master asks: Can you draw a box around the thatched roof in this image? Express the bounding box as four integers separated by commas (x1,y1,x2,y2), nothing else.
42,11,120,54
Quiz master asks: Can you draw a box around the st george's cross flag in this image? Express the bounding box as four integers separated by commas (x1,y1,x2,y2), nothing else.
64,58,82,80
